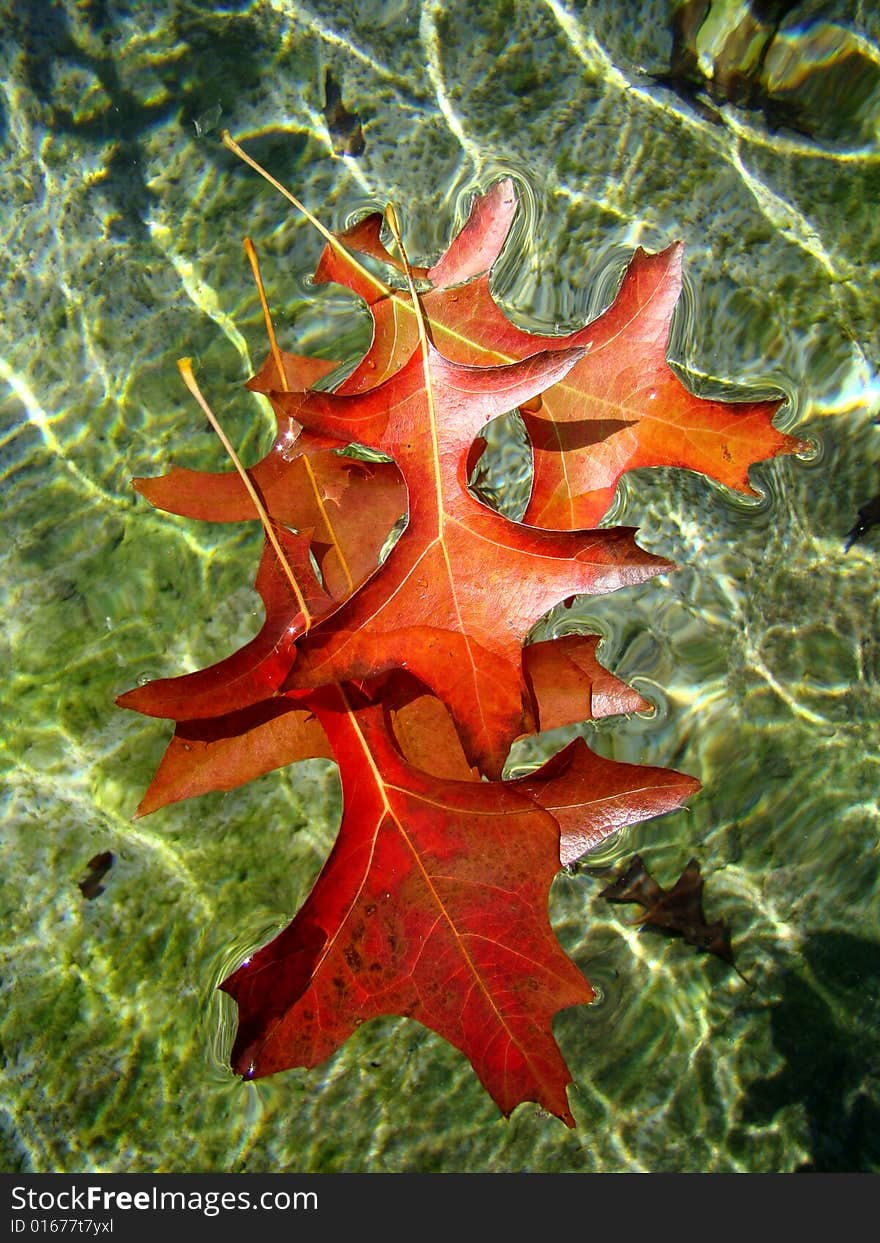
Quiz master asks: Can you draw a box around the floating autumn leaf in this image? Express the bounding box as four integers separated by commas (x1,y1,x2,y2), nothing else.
133,349,406,604
131,695,332,817
220,683,582,1124
312,179,803,527
523,633,650,731
519,244,799,528
114,134,798,1122
518,746,700,867
132,636,652,816
272,343,669,776
221,681,700,1123
118,521,331,723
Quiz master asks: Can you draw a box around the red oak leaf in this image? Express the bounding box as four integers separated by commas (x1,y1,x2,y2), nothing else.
318,177,517,299
385,668,698,865
132,634,651,815
133,350,406,602
524,633,649,729
220,682,593,1125
390,635,650,781
220,680,699,1122
245,348,339,395
519,244,798,527
132,695,332,817
517,741,700,866
118,528,325,721
313,181,803,527
272,343,669,776
115,143,772,1122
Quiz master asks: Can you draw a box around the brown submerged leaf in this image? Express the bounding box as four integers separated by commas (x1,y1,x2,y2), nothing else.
78,851,114,901
600,854,741,974
322,69,365,158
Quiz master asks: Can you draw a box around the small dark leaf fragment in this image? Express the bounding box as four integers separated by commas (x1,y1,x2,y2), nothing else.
600,854,741,974
323,70,365,158
78,850,114,900
598,853,664,908
844,493,880,551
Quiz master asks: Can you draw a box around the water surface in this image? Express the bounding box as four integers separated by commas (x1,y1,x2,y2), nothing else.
1,0,878,1173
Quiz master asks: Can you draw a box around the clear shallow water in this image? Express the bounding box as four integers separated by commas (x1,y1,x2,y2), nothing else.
1,0,879,1172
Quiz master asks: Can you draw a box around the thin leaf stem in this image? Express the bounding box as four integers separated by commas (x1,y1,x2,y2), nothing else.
243,236,288,391
176,357,312,632
222,131,391,302
242,237,354,595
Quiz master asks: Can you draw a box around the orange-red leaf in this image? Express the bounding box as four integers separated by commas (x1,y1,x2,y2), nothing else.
221,683,592,1125
118,529,323,721
519,245,799,527
134,351,406,602
116,161,757,1122
524,633,650,729
315,182,803,526
272,345,669,775
516,739,700,866
134,696,331,817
